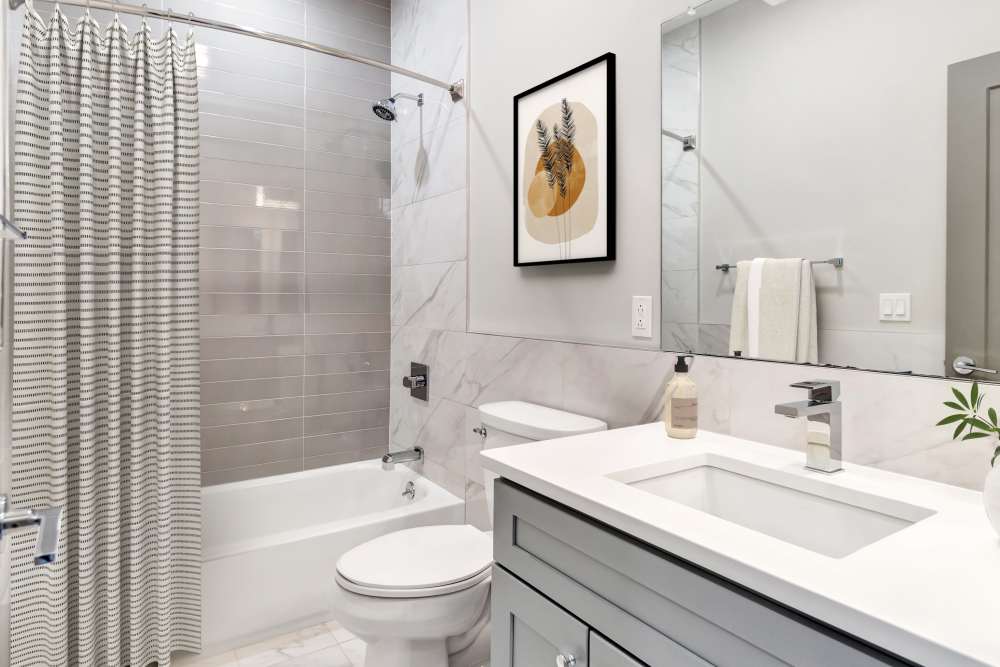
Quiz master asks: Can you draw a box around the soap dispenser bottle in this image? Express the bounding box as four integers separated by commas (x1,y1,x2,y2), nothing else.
663,354,698,439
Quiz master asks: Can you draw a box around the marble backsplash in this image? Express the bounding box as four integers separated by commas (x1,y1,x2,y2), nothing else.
394,322,992,529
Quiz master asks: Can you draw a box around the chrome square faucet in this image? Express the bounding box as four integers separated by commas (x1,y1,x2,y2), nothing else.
774,380,843,473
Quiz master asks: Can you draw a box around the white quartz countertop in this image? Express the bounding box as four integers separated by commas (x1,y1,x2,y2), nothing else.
480,424,1000,667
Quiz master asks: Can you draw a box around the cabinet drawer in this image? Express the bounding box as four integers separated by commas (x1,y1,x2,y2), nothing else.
492,565,589,667
591,633,646,667
494,480,911,667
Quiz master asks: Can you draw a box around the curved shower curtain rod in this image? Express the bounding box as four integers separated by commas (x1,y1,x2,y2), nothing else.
7,0,466,102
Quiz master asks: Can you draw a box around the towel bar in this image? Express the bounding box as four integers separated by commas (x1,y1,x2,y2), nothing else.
715,257,843,273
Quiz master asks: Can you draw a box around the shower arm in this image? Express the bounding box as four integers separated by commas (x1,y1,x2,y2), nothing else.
393,92,424,106
8,0,466,102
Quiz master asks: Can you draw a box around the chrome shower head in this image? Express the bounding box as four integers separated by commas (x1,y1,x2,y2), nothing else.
371,92,423,122
372,97,397,121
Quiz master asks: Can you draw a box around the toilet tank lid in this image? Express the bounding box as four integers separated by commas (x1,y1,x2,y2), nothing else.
478,401,607,441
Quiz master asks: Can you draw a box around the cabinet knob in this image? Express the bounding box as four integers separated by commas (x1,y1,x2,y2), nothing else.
556,654,576,667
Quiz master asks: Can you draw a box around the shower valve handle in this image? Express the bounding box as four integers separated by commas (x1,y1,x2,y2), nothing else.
402,362,429,401
402,374,426,389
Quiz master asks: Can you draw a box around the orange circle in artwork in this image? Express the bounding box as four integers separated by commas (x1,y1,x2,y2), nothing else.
530,142,586,217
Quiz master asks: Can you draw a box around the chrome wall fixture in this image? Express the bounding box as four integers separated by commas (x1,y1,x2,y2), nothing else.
402,362,429,401
0,214,26,240
715,257,844,273
372,92,424,122
0,494,62,565
662,129,697,151
7,0,466,102
381,447,424,471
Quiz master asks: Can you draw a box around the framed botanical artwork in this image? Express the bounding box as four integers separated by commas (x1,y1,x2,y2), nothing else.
513,52,616,266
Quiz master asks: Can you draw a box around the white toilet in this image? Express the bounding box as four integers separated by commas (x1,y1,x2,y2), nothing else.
330,401,607,667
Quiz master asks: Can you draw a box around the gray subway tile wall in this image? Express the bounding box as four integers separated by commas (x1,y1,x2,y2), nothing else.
196,0,391,485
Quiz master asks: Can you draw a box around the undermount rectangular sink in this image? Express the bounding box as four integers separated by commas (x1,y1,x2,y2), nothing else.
608,455,935,558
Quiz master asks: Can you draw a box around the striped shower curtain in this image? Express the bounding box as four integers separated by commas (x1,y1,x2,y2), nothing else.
9,4,201,665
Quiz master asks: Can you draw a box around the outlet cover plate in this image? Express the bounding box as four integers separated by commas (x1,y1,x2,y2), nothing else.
632,296,653,338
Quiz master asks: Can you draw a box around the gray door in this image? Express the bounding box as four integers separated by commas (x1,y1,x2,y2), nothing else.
947,51,1000,378
492,565,590,667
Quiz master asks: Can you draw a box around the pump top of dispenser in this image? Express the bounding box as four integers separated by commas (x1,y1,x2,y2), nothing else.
674,355,692,373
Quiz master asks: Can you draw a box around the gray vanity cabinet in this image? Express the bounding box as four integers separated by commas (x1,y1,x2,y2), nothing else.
491,479,914,667
492,566,590,666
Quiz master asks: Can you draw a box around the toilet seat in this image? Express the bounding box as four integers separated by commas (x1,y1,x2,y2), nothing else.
336,525,492,599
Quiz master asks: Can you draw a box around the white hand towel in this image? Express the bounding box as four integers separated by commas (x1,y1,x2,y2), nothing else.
729,257,820,363
756,258,803,361
746,258,767,357
796,259,819,364
727,260,753,357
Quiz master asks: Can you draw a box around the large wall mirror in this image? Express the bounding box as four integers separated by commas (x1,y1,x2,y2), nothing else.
661,0,1000,380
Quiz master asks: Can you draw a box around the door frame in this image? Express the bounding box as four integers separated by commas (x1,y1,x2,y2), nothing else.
946,51,1000,378
0,0,11,660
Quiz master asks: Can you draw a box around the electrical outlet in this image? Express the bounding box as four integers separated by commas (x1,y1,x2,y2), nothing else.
632,296,653,338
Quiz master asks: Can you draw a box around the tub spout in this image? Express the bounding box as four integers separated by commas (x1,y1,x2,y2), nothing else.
381,447,424,471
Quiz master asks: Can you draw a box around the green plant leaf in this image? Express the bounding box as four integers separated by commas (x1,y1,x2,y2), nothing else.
989,408,998,427
969,417,994,432
937,414,965,426
962,431,992,440
944,401,965,411
953,419,969,440
953,386,970,409
971,382,980,409
978,394,985,411
992,447,1000,468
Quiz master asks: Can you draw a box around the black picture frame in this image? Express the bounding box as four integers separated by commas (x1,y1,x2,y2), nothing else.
512,52,616,267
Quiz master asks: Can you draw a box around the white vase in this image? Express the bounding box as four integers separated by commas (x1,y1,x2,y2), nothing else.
985,460,1000,538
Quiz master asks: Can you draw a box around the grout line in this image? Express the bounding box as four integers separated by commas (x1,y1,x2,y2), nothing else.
202,133,393,168
307,2,391,33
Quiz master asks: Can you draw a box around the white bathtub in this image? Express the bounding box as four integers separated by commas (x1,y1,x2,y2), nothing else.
201,459,465,652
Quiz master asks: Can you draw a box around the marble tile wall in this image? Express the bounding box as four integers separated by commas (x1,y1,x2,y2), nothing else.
388,0,475,516
185,0,393,485
661,21,702,352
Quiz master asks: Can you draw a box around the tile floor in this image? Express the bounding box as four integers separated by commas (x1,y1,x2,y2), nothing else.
173,621,367,667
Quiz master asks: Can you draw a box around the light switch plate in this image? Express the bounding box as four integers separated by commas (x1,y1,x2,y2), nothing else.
632,296,653,338
879,293,911,322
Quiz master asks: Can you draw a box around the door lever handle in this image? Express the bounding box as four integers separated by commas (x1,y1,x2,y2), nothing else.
0,494,62,565
953,356,998,376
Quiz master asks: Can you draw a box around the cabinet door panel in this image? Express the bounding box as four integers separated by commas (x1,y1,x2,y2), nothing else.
493,565,589,667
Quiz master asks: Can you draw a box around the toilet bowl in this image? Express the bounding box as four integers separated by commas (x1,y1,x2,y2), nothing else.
330,402,607,667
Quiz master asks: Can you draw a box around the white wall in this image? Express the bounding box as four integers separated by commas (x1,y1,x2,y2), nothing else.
467,1,681,348
696,0,1000,375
